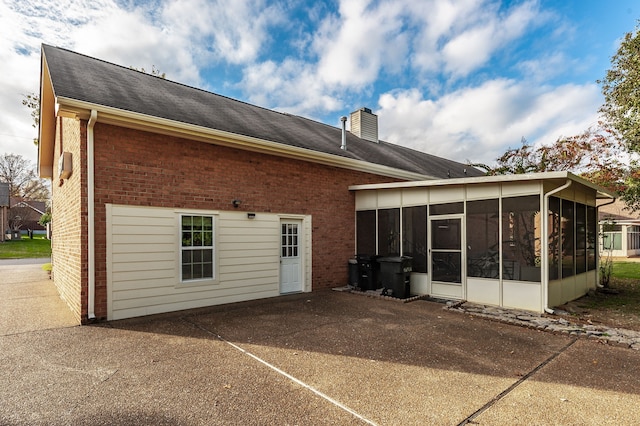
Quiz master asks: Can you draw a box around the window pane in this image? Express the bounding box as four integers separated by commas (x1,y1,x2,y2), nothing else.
378,208,400,256
402,206,427,273
502,196,541,282
182,216,192,231
182,232,192,247
430,202,463,215
203,263,213,278
203,216,213,231
356,210,376,255
548,197,560,280
193,216,202,229
203,249,213,262
182,264,192,280
204,231,213,247
576,203,587,274
587,206,596,271
467,199,499,278
561,199,575,278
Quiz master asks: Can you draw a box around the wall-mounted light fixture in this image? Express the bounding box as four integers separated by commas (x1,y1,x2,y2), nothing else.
247,212,256,219
232,199,242,208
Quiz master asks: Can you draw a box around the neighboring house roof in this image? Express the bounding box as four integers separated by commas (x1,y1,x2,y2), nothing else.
10,198,46,215
39,44,483,181
599,199,640,223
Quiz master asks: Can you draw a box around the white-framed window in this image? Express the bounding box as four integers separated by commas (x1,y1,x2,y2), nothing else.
181,214,214,282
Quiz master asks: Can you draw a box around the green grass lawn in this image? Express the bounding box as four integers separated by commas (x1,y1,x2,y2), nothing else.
0,235,51,259
611,261,640,279
577,261,640,315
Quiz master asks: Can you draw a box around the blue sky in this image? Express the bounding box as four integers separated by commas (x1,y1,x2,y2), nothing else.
1,0,638,168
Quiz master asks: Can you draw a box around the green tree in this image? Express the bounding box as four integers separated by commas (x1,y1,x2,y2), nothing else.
472,127,629,195
21,92,40,146
0,153,50,202
599,22,640,152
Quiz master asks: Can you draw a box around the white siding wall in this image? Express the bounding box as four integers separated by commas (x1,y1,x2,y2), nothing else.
106,204,310,320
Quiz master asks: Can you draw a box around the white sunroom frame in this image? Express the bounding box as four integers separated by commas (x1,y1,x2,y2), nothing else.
349,171,615,313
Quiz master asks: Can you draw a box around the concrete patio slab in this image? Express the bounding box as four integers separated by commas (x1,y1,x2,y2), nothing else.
1,262,639,425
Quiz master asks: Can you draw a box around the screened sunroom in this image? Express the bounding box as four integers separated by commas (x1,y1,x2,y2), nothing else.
349,172,615,313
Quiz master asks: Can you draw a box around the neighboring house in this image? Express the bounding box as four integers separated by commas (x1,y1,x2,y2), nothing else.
8,198,47,234
38,45,614,323
598,198,640,257
0,182,8,242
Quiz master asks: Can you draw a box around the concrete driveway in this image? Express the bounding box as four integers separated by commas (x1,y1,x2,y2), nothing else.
1,262,639,425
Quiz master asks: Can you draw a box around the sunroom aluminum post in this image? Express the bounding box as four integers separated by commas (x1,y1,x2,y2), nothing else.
542,180,572,314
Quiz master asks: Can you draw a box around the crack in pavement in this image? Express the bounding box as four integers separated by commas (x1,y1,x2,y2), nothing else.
457,338,578,425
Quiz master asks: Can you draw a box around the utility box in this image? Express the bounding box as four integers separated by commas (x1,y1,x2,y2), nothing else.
377,256,412,299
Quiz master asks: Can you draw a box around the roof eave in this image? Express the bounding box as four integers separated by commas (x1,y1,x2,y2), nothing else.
54,97,434,182
37,51,57,179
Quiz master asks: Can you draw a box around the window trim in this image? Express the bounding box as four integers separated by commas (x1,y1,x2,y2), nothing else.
178,212,219,286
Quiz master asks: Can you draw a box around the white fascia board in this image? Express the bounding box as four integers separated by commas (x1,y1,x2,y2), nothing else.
55,98,433,182
349,171,616,199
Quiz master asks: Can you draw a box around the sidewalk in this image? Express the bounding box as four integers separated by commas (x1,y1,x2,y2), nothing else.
1,263,639,425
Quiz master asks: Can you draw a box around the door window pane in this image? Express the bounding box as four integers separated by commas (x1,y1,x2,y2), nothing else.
432,252,462,283
432,219,461,250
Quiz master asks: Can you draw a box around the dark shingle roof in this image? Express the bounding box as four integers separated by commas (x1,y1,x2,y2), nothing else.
42,45,483,179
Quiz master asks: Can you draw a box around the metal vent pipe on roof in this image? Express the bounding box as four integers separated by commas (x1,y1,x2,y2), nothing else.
340,116,347,151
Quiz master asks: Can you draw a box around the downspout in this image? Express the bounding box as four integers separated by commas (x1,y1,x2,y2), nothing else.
542,179,572,314
87,110,97,320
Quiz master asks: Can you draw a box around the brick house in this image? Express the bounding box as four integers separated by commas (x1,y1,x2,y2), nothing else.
38,45,614,323
38,45,483,323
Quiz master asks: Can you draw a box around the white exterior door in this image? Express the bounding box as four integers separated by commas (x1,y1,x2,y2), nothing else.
280,220,303,293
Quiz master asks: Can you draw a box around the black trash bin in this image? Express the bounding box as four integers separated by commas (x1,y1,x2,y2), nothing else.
356,254,381,291
348,258,359,287
377,256,412,299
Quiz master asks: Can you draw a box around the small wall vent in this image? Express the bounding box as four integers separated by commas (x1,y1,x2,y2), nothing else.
58,152,73,179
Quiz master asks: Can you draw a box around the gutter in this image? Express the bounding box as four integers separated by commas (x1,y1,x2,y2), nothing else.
87,110,97,320
54,98,433,182
542,179,572,314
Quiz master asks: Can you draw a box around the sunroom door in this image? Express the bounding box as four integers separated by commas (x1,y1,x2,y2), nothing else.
429,216,464,298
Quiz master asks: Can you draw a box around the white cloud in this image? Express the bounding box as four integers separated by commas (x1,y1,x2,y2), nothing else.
377,81,602,165
161,0,284,65
314,0,409,88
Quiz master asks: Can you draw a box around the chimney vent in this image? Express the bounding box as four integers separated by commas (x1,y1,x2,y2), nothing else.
350,107,378,143
340,116,347,150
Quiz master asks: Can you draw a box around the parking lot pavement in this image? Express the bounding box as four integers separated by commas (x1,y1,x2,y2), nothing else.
1,264,639,425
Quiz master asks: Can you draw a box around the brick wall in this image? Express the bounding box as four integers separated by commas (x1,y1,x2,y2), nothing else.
51,117,87,323
60,122,399,321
